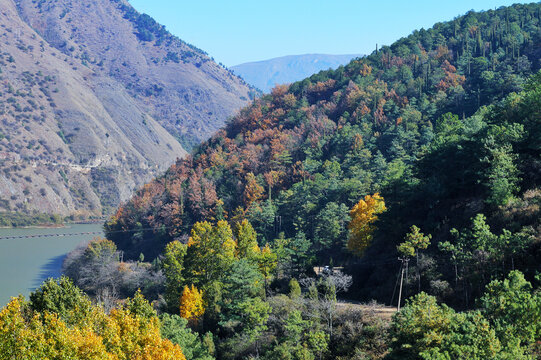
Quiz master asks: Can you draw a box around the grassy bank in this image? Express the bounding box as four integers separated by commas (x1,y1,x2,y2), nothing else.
0,212,64,228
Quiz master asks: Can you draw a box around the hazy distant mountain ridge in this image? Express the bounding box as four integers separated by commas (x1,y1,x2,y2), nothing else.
0,0,252,218
232,54,361,92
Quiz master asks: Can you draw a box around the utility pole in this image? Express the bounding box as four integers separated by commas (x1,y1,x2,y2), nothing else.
397,257,409,311
396,225,431,310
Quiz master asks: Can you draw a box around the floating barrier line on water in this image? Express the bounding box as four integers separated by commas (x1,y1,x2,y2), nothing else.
0,231,103,240
0,225,177,240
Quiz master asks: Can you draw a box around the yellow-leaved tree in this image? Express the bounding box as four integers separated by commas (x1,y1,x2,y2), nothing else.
347,193,386,256
179,284,205,324
0,292,186,360
107,307,186,360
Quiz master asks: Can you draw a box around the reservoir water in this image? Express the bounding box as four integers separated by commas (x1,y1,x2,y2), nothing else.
0,223,103,307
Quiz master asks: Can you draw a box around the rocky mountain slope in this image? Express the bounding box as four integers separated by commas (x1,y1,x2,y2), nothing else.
0,0,253,218
232,54,360,92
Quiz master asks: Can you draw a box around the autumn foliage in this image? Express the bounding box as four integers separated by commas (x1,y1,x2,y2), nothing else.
347,193,386,256
179,285,205,322
0,295,186,360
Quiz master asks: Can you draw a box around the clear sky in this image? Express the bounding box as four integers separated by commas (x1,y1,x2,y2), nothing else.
128,0,536,67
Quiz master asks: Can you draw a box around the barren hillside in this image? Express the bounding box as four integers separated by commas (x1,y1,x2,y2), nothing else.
0,0,253,218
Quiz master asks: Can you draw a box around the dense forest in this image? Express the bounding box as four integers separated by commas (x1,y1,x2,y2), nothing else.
2,3,541,359
106,2,541,261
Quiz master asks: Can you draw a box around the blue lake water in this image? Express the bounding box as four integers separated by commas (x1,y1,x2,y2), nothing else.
0,223,103,307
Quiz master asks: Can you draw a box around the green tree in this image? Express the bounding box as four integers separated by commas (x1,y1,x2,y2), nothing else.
258,244,278,297
388,292,507,360
162,240,188,311
480,271,541,350
482,139,520,207
313,202,350,262
397,225,431,293
124,289,156,319
29,276,92,326
185,221,237,287
439,214,523,304
289,230,314,275
397,225,431,258
219,259,270,339
289,278,302,299
419,311,508,360
234,219,259,261
217,259,271,358
160,313,214,360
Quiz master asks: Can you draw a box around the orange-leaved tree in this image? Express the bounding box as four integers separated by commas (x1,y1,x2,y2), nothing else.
347,193,386,256
243,173,265,208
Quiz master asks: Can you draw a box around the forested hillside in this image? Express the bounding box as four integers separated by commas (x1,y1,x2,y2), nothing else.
107,2,541,264
99,70,540,359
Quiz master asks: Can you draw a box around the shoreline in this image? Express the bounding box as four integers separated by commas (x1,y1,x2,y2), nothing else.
0,211,107,229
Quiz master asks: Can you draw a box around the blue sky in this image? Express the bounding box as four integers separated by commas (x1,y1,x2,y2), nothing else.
128,0,535,67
